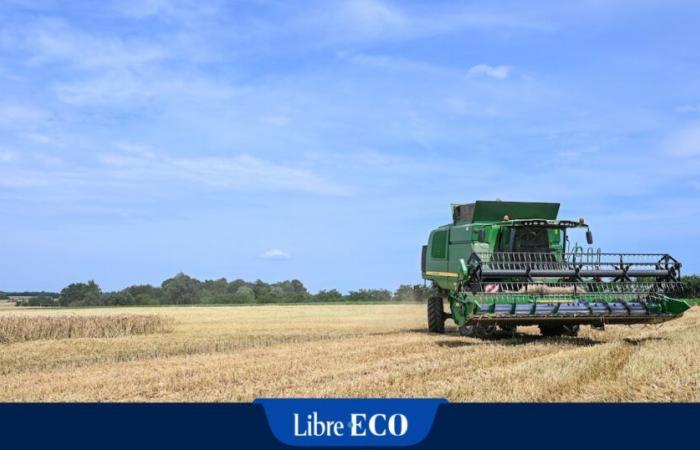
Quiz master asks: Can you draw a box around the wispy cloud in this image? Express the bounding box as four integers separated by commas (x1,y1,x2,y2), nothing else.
337,0,409,37
665,122,700,157
113,0,219,20
4,17,233,107
25,19,167,70
54,70,239,106
97,149,353,195
467,64,512,79
302,0,549,44
258,248,291,260
676,103,700,113
0,150,17,162
0,145,353,196
0,103,47,124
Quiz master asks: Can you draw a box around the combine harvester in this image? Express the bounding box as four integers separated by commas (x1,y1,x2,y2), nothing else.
422,201,690,338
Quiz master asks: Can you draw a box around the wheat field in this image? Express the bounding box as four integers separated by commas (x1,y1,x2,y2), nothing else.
0,304,698,402
0,314,172,344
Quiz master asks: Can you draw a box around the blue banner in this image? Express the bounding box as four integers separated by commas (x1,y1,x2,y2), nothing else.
0,402,698,449
255,398,446,446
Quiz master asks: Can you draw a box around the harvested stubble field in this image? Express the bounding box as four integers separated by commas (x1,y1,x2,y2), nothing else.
0,304,698,402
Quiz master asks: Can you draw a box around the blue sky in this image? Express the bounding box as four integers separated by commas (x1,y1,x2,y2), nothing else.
1,0,699,292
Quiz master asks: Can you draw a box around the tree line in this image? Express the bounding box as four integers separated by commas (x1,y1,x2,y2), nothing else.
6,274,700,307
11,273,435,307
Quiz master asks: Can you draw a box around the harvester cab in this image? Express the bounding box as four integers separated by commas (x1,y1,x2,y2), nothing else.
422,201,689,338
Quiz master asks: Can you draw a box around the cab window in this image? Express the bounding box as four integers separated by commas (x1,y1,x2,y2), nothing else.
430,230,448,259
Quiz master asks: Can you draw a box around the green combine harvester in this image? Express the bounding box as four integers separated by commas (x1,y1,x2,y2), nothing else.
422,201,690,338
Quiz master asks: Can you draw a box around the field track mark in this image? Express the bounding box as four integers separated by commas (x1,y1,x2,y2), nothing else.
535,343,638,401
0,329,401,376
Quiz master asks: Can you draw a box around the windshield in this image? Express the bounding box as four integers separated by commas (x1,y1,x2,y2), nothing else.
498,226,556,253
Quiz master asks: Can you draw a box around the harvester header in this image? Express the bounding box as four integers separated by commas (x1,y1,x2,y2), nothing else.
422,200,689,338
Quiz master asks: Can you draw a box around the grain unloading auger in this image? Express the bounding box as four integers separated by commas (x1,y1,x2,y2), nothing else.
422,201,690,338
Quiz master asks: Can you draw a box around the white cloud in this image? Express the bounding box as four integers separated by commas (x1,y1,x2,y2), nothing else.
665,122,700,157
339,0,409,36
24,132,52,144
96,149,352,195
0,144,353,195
114,0,219,20
53,69,239,106
115,0,180,18
467,64,512,79
27,20,167,71
258,249,291,260
0,103,47,123
0,150,17,162
308,1,545,44
261,115,291,127
32,153,63,166
676,103,700,113
10,19,235,107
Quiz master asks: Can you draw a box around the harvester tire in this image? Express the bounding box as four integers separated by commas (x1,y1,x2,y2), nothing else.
539,324,580,337
427,296,446,334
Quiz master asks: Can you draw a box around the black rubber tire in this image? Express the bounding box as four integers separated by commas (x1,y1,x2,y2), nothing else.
427,296,445,334
539,324,580,337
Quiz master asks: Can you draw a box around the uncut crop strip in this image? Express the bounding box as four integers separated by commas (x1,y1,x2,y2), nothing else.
0,314,173,344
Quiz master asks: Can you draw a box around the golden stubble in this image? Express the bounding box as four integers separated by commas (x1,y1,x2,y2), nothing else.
0,304,697,402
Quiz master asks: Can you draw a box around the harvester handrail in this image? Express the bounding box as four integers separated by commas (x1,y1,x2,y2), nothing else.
469,251,682,282
476,251,676,260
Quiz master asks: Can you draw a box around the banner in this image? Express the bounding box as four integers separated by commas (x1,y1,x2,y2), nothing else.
0,401,697,449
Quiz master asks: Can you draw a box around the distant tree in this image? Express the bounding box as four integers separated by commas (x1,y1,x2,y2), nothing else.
203,278,228,293
1,291,59,297
261,286,285,303
125,285,162,305
135,293,160,305
271,279,310,302
101,290,136,306
314,289,344,303
393,285,417,302
681,275,700,299
227,279,247,294
17,295,58,307
201,278,233,304
346,289,392,302
288,279,310,302
161,273,201,304
232,286,255,303
412,284,437,301
393,284,436,302
251,279,271,301
58,281,102,306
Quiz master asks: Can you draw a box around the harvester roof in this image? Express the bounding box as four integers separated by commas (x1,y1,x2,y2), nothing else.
452,201,560,225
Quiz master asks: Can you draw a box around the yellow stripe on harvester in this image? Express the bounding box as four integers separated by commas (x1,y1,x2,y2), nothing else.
424,271,459,278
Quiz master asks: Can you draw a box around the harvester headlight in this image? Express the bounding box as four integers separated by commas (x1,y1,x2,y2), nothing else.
503,214,510,221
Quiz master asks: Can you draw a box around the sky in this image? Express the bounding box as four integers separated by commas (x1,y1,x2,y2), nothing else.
1,0,700,293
